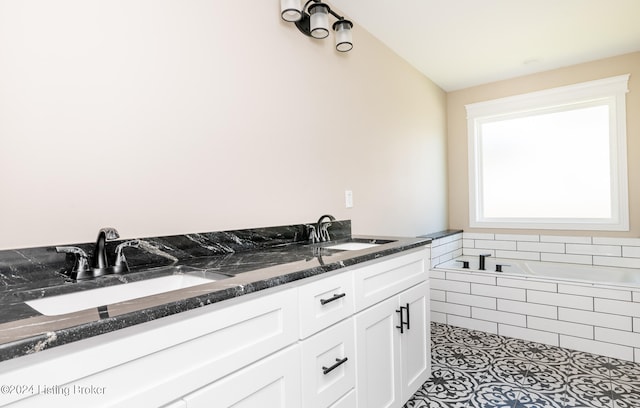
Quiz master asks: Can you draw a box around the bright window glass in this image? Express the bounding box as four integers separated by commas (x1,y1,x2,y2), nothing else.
466,75,629,230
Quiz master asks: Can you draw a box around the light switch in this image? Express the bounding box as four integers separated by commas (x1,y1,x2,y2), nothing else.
345,190,353,208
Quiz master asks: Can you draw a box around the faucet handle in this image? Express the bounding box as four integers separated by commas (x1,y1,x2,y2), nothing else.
56,246,90,274
307,225,319,244
115,240,140,269
316,214,336,243
319,223,332,242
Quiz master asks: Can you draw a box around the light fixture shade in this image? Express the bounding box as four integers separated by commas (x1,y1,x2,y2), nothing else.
309,3,330,39
333,20,353,52
281,0,302,22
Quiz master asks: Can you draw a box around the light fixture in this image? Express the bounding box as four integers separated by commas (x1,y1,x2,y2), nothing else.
280,0,354,52
280,0,302,22
332,19,353,52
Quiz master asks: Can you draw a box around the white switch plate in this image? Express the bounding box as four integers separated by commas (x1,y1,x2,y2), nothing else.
345,190,353,208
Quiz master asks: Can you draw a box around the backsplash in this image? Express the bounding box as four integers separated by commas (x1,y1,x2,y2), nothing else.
0,220,352,290
462,232,640,269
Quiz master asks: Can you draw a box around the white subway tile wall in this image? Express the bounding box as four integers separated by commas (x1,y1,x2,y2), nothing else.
560,335,634,361
499,324,559,346
623,246,640,258
517,241,566,253
471,283,526,301
431,311,447,324
593,237,640,246
472,307,526,327
428,232,640,363
594,298,640,317
594,256,640,269
447,315,498,334
540,235,592,244
429,234,463,267
527,290,593,310
566,243,622,256
497,299,557,319
495,250,541,261
558,284,631,301
461,232,640,267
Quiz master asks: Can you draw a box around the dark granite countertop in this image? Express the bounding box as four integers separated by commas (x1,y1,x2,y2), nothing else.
0,221,430,362
418,229,463,240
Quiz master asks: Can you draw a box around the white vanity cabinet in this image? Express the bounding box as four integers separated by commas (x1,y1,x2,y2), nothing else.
0,286,300,408
353,249,431,408
0,245,430,408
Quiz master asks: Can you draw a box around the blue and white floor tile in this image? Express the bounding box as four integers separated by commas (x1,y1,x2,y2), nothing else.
404,323,640,408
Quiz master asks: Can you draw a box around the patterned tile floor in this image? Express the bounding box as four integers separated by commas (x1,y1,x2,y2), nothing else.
404,323,640,408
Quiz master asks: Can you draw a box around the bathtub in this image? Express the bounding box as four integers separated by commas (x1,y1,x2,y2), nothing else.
430,255,640,362
436,256,640,288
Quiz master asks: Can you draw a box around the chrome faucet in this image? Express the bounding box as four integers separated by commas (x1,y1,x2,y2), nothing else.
307,214,337,244
94,227,120,270
316,214,336,242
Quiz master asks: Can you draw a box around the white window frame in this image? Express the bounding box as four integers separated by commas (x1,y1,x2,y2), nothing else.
466,74,630,231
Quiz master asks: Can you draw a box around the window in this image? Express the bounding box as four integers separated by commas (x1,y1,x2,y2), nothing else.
466,75,629,230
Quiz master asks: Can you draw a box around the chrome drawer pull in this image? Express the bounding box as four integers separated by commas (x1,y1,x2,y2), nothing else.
320,293,346,305
322,357,348,375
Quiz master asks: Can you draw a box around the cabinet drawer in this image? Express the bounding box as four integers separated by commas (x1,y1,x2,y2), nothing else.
301,318,356,408
353,248,428,311
183,344,301,408
298,271,355,338
329,389,356,408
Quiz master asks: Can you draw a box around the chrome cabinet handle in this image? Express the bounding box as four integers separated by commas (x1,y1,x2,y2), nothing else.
322,357,348,375
320,293,346,305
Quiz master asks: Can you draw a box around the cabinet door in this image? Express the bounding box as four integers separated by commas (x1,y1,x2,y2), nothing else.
354,296,401,408
184,345,301,408
301,318,355,408
398,281,431,401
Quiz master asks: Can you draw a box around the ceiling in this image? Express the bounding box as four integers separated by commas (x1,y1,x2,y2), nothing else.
329,0,640,91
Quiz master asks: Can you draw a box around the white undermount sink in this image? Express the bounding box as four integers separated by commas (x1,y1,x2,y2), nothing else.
324,242,381,251
26,274,218,316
